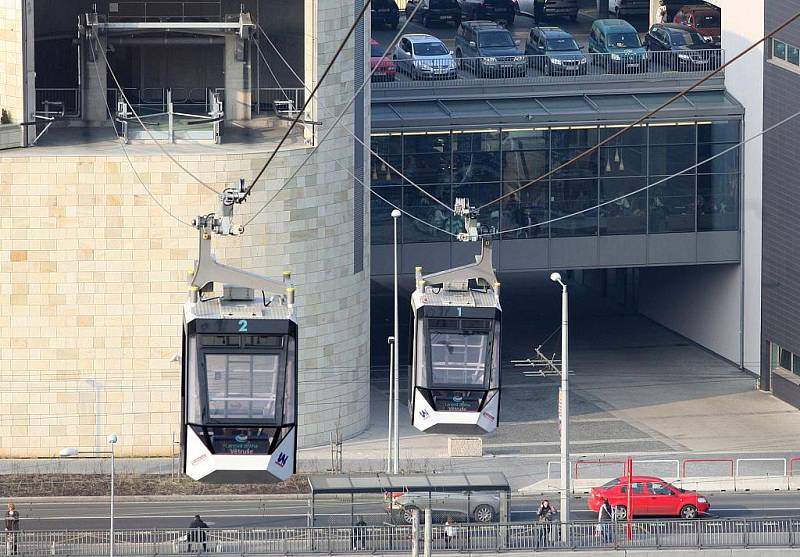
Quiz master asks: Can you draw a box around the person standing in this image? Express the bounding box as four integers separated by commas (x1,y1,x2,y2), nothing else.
655,0,667,24
4,503,19,556
188,514,208,553
597,499,614,544
536,500,555,547
444,516,456,549
352,515,367,550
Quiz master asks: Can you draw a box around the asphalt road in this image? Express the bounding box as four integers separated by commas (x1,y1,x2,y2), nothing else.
13,492,800,531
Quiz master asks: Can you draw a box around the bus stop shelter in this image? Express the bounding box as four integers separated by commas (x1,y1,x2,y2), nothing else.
307,472,511,526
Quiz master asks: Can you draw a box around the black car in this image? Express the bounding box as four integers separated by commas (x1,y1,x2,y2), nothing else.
454,20,526,77
406,0,462,27
644,23,720,71
458,0,515,26
372,0,399,29
525,26,587,75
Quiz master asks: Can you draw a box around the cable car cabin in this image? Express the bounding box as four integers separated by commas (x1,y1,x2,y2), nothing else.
410,286,501,434
182,286,297,483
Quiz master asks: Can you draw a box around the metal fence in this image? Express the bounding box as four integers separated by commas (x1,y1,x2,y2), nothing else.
7,518,799,555
372,49,725,88
106,1,223,22
35,89,81,118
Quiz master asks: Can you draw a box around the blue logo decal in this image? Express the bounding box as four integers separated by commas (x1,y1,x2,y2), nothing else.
275,452,289,467
234,434,248,443
419,409,430,419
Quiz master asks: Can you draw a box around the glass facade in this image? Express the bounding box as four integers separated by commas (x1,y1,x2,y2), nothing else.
371,119,741,244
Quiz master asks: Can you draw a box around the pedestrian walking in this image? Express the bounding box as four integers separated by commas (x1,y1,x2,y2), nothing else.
4,503,19,556
536,499,555,547
188,514,209,553
352,515,367,550
655,0,667,23
597,499,614,544
444,516,456,549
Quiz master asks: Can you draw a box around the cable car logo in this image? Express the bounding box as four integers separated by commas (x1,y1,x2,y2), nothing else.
275,452,289,467
453,395,463,403
234,434,249,443
419,409,430,419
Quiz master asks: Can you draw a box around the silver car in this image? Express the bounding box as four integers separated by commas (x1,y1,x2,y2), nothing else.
392,491,500,523
393,34,458,80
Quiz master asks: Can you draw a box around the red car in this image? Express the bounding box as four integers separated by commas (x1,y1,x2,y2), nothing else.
588,476,710,520
673,5,721,47
370,39,396,81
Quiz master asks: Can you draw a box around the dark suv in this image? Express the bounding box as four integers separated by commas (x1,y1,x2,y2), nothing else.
406,0,461,27
457,0,515,26
525,26,587,74
371,0,399,29
455,20,526,77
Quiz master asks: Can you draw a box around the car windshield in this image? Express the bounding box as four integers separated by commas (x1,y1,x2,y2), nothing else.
414,41,449,56
428,318,493,388
600,478,621,489
668,29,706,46
479,31,514,48
695,13,720,28
371,45,386,57
607,32,641,48
546,37,579,51
430,0,458,7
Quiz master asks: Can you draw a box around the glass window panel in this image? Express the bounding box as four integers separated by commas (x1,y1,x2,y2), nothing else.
600,145,646,177
403,132,451,154
452,182,501,233
371,186,402,244
780,347,792,371
371,134,403,155
403,152,452,185
501,128,548,150
429,331,489,387
698,143,740,174
649,175,696,233
500,182,549,239
502,150,548,181
697,174,738,231
649,144,696,175
770,342,780,371
599,125,645,145
788,44,800,66
774,39,787,60
551,148,598,179
452,130,501,152
550,178,598,237
403,184,452,242
371,153,403,186
453,151,501,182
697,120,740,143
551,127,598,149
599,177,647,235
648,123,696,145
794,354,800,376
205,354,279,420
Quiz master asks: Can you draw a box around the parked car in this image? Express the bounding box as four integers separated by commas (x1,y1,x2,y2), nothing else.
455,20,526,77
588,19,649,72
525,26,587,75
371,0,400,29
644,23,720,70
370,39,396,81
673,4,721,47
405,0,462,27
516,0,578,22
588,476,710,520
393,34,458,80
607,0,649,19
390,491,500,524
457,0,515,26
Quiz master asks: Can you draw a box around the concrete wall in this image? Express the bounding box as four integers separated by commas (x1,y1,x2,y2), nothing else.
703,0,765,374
638,264,742,364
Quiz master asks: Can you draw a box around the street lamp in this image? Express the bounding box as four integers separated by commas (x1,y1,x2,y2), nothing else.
549,272,570,538
391,209,401,475
60,434,118,557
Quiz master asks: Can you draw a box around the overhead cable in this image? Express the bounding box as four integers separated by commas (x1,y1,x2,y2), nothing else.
477,9,800,212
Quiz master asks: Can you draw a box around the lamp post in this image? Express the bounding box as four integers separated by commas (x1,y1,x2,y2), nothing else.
550,272,570,538
391,208,401,475
60,434,118,557
387,335,395,474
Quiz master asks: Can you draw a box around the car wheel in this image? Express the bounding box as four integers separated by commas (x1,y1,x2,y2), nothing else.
422,13,429,26
615,7,621,19
614,505,627,520
680,505,698,520
473,504,495,523
400,505,420,524
507,14,515,26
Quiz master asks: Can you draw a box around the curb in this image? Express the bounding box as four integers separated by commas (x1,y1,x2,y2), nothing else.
11,493,312,504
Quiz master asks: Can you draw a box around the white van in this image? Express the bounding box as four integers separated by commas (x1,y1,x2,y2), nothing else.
608,0,648,19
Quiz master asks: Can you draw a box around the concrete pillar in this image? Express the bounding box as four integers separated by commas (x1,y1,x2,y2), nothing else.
224,34,251,121
83,34,108,125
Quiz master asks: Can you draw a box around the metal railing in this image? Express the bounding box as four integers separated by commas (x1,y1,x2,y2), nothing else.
253,88,305,115
106,1,223,22
373,49,724,88
7,518,799,555
35,89,81,118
